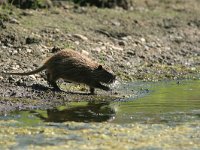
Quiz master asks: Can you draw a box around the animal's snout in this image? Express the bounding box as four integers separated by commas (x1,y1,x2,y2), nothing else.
108,74,116,83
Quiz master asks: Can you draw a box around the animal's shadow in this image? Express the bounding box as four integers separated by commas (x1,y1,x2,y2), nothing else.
24,83,92,95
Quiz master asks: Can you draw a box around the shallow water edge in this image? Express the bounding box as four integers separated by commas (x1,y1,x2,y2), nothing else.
0,80,200,149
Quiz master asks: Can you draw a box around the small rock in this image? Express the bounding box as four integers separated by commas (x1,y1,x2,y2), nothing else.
11,65,20,70
121,36,132,41
110,45,123,51
2,46,7,49
140,38,146,43
111,20,121,26
93,47,102,53
73,34,88,41
144,45,150,51
165,47,171,51
156,43,161,47
29,75,36,80
54,28,60,33
75,41,80,45
9,18,20,24
26,48,32,53
7,43,13,48
12,50,18,55
127,51,135,56
107,55,115,61
81,50,89,56
18,48,22,52
118,41,126,46
101,46,107,51
0,76,3,80
174,36,183,43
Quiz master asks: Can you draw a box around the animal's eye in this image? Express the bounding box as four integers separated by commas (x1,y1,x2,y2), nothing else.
97,65,103,70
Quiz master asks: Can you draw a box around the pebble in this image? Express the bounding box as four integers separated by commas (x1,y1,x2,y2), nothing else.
9,18,20,24
12,50,18,55
111,20,121,26
93,47,102,53
165,47,171,51
121,36,132,41
54,28,60,33
140,38,146,43
0,76,3,80
29,75,37,80
81,50,89,56
118,41,126,46
144,45,150,51
110,45,123,51
75,41,80,45
93,46,107,53
73,34,88,41
26,48,32,53
11,65,20,70
2,46,7,49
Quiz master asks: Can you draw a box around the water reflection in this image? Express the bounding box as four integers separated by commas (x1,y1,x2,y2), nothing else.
3,80,200,125
31,101,116,123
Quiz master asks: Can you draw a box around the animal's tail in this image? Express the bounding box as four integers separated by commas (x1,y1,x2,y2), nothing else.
3,65,46,76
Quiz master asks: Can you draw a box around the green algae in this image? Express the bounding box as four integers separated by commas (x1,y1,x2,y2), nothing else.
0,121,199,150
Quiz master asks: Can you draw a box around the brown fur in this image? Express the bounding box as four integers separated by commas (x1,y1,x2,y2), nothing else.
4,49,116,94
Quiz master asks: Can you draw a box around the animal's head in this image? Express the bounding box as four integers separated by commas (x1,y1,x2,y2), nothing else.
92,65,116,84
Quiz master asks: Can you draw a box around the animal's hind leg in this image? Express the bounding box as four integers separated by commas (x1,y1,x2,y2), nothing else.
89,87,95,95
46,71,61,91
50,81,61,91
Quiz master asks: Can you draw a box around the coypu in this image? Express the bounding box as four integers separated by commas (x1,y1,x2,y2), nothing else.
4,49,116,94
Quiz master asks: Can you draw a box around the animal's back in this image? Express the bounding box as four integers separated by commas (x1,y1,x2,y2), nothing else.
45,49,99,83
46,49,97,68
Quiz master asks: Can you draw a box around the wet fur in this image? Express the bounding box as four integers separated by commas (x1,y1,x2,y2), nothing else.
4,49,115,94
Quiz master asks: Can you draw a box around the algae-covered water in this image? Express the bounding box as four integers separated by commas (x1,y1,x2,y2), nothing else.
0,80,200,149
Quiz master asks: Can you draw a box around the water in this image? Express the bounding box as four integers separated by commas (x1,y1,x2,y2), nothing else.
0,80,200,149
113,80,200,124
4,80,200,125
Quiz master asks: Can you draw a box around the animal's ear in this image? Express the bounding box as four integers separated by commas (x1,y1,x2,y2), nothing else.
97,65,103,70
